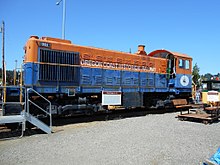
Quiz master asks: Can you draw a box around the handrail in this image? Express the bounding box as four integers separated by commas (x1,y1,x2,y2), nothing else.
28,100,49,114
26,88,52,129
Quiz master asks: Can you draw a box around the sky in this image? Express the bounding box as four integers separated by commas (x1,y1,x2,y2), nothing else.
0,0,220,75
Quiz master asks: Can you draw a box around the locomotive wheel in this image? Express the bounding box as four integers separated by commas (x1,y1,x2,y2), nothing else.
46,103,59,115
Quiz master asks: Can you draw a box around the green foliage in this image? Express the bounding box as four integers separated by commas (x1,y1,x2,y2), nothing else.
0,68,19,85
192,63,200,86
201,73,213,81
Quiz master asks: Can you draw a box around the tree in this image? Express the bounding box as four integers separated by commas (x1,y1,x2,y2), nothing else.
0,69,19,85
192,63,200,87
202,73,213,81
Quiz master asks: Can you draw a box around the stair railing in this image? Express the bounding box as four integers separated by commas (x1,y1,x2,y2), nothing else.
26,88,52,129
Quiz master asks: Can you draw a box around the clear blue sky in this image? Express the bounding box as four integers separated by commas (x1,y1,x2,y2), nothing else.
0,0,220,75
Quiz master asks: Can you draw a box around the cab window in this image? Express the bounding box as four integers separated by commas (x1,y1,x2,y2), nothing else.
179,59,190,69
185,60,190,69
178,59,184,68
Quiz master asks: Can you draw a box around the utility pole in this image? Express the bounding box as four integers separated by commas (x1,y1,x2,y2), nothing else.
0,21,6,103
1,21,5,86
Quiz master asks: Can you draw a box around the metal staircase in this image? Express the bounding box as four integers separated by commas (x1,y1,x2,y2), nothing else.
25,112,51,134
0,87,52,137
26,88,52,134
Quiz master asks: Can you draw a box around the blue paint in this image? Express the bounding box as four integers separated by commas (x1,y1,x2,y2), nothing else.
23,63,191,95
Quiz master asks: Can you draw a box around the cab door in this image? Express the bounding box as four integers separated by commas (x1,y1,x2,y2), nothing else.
166,54,176,79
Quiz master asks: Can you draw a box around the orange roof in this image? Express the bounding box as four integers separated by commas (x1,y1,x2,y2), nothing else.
148,49,192,59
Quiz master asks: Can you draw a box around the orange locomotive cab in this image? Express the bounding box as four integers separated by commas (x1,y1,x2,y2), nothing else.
148,49,192,77
148,49,192,98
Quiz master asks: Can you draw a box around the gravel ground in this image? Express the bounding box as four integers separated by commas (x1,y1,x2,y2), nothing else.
0,112,219,165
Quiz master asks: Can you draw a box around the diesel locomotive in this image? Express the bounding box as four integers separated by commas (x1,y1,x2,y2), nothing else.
15,36,192,116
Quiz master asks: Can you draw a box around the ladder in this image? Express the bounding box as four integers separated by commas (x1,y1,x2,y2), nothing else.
0,87,52,138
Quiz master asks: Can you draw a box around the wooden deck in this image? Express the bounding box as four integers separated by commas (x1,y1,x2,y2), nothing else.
177,111,219,124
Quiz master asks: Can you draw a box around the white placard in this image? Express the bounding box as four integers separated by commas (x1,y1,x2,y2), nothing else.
102,91,121,105
207,91,219,102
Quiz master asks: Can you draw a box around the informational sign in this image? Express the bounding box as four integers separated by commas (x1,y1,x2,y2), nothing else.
102,91,121,105
207,90,219,102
